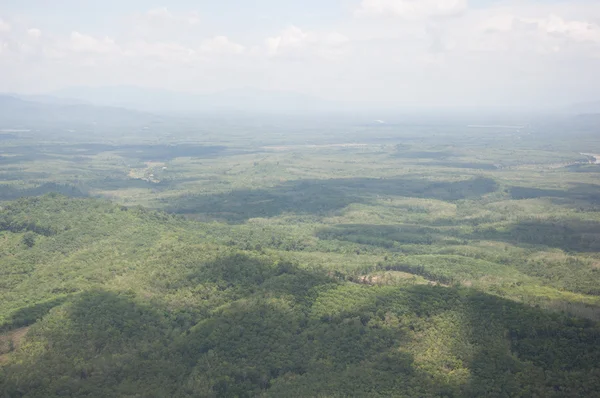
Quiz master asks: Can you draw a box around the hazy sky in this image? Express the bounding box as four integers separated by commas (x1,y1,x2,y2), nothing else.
1,0,599,108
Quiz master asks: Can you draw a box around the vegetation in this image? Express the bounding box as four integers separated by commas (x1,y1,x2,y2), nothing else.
1,115,600,396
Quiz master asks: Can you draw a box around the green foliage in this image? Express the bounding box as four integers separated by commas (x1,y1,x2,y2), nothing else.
2,122,600,396
21,232,35,248
0,196,599,397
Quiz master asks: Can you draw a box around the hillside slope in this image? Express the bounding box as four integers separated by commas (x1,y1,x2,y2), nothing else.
1,195,600,397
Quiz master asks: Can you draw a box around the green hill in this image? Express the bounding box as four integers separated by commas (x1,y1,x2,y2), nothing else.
1,195,599,397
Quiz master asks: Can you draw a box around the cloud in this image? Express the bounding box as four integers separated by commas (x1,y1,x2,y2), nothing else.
27,28,42,39
526,15,600,43
466,10,600,56
146,7,172,19
266,26,307,55
126,7,202,43
266,26,348,58
144,7,200,25
200,36,244,55
0,19,11,57
479,13,600,42
70,32,120,54
1,1,599,107
0,18,10,32
355,0,468,19
124,40,195,60
120,37,244,62
479,14,515,33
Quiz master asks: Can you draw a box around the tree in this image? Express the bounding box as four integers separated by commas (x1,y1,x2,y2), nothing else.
22,232,36,248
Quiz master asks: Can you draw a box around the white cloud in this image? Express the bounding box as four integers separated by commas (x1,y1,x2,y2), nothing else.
70,32,120,54
526,15,600,43
127,8,202,43
355,0,468,19
139,7,200,27
27,28,42,39
466,11,600,56
479,14,515,32
324,32,350,46
1,1,599,107
266,26,307,55
146,7,172,19
123,40,196,61
266,26,348,58
0,19,10,32
200,36,244,54
479,13,600,42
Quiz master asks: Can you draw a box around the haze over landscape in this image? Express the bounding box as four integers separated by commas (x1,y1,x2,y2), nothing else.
2,1,600,398
1,0,600,111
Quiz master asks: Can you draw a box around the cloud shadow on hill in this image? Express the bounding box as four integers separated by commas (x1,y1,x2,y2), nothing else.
510,183,600,206
315,217,600,254
164,176,498,223
2,253,599,396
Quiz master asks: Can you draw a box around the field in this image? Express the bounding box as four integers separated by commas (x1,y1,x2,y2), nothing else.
1,112,600,396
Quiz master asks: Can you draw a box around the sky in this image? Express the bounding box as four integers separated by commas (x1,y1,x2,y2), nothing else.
0,0,599,109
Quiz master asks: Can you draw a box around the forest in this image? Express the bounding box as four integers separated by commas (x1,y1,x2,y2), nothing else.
1,114,600,397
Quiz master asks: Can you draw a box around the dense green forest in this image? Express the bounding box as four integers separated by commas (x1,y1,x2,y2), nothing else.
1,116,600,397
1,195,599,397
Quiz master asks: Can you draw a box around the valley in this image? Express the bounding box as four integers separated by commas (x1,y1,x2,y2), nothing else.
1,112,600,396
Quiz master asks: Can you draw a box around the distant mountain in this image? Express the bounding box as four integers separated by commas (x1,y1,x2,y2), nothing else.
0,94,164,131
8,94,89,106
51,86,345,114
567,100,600,115
572,112,600,128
